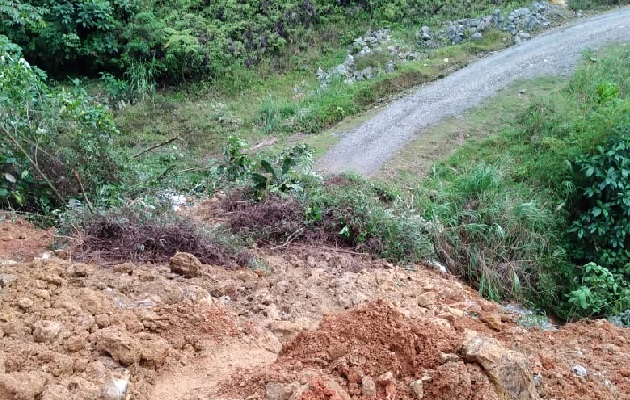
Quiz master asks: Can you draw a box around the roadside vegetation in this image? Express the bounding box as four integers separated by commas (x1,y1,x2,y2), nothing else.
1,0,629,325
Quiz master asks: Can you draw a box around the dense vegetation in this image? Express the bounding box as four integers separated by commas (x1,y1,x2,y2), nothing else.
415,44,630,320
1,0,530,82
1,0,628,324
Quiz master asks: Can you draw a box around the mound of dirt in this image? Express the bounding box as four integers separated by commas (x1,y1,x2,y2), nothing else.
0,257,238,400
0,218,628,400
219,300,534,400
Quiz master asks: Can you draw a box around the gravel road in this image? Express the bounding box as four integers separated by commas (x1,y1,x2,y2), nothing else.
315,7,630,176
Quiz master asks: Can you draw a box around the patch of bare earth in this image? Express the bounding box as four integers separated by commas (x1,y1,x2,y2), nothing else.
0,214,54,262
0,220,627,400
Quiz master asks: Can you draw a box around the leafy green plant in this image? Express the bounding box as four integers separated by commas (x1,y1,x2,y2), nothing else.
249,145,316,199
214,137,317,199
568,262,630,317
569,121,630,270
0,35,123,212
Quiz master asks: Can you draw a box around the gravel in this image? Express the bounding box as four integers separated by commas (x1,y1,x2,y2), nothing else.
315,6,630,177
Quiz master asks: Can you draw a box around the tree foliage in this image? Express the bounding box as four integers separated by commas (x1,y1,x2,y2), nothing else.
0,35,122,211
1,0,519,82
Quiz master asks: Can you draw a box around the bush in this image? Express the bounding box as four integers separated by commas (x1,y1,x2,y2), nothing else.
0,0,137,76
568,262,630,317
569,121,630,271
307,176,435,263
213,137,319,200
0,35,123,212
2,0,530,83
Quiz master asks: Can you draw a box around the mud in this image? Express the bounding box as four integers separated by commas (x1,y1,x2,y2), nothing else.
0,221,628,400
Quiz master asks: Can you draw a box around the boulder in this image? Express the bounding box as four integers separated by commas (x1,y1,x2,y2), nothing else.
169,252,203,278
462,331,540,400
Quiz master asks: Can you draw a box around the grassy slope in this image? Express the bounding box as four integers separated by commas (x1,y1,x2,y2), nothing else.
381,44,629,318
113,26,516,158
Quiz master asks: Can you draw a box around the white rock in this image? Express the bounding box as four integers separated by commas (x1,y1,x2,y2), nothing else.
571,365,587,377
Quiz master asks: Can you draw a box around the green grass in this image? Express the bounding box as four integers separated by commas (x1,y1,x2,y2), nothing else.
113,26,514,162
384,43,630,318
376,75,564,183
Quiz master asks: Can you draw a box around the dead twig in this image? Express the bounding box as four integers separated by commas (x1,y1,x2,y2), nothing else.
73,170,95,213
270,228,304,250
0,125,64,203
132,137,181,159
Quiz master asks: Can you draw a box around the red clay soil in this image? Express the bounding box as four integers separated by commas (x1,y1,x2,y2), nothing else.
0,214,54,261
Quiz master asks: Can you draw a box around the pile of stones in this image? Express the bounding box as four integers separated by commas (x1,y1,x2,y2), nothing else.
317,2,562,87
419,2,554,47
316,28,420,86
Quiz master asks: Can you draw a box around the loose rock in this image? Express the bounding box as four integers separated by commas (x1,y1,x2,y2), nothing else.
571,364,587,377
95,327,140,366
361,375,376,397
410,379,424,399
462,331,540,400
32,320,63,343
169,252,203,278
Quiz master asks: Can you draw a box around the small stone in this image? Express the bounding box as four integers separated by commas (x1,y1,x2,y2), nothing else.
471,32,483,40
17,297,34,310
481,313,503,331
440,353,460,363
361,376,376,397
67,263,90,277
95,327,140,366
266,381,286,400
95,314,111,328
138,333,171,367
410,380,424,400
572,365,587,377
0,274,16,289
601,343,620,354
32,320,63,343
65,334,86,352
417,292,435,308
102,371,130,400
112,263,134,274
377,371,394,384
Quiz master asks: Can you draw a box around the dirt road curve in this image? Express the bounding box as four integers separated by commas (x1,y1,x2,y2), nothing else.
316,7,630,176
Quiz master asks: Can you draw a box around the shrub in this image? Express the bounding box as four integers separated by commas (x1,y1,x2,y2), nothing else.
0,35,123,212
569,120,630,271
213,137,319,200
0,0,137,76
568,262,630,317
307,176,435,263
